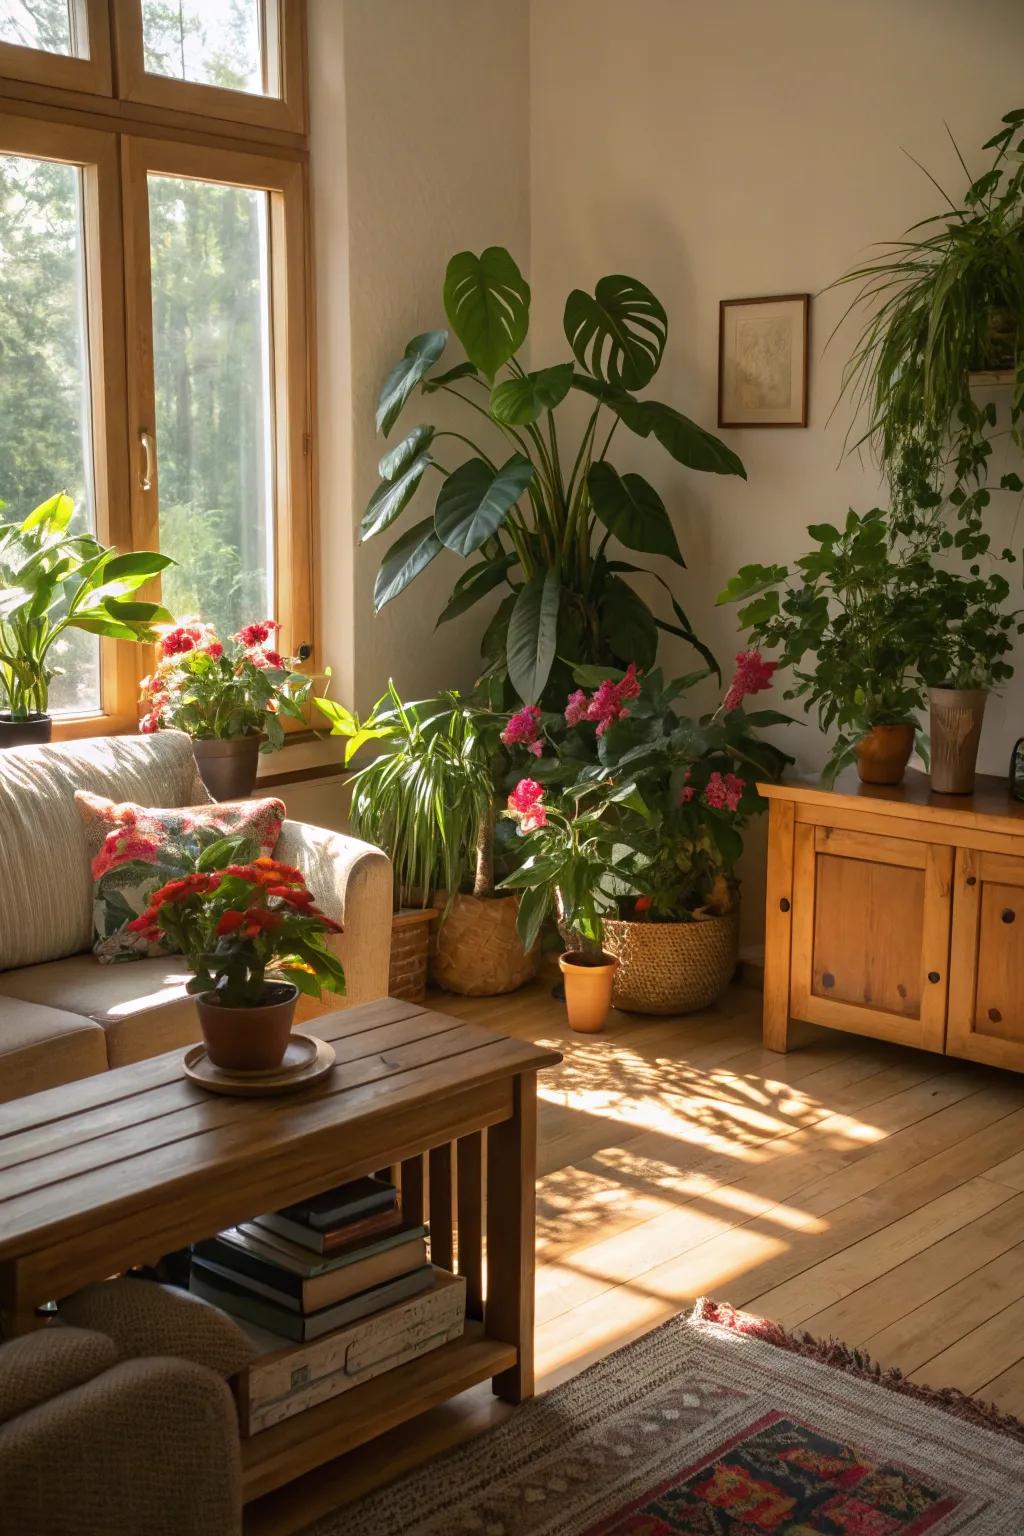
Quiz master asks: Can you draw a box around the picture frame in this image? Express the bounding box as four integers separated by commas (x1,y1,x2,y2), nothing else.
718,293,810,428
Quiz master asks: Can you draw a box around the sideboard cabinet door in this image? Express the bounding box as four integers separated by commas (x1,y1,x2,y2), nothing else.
789,823,953,1052
947,850,1024,1069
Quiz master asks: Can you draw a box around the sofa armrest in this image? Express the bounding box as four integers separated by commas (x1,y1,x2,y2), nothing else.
0,1327,118,1426
275,819,392,1006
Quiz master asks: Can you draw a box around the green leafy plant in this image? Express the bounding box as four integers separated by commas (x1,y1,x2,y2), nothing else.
0,492,172,719
362,247,746,705
831,108,1024,483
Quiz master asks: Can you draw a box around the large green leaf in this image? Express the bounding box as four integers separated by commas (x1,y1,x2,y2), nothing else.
360,453,432,541
421,361,479,394
373,516,443,611
618,399,746,478
490,363,574,425
379,425,435,480
507,570,561,703
434,454,533,556
444,248,530,381
437,553,515,625
376,331,447,436
599,576,658,669
587,462,683,565
21,492,73,533
564,275,666,390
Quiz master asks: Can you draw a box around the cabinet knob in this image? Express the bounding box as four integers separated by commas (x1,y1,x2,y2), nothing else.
779,897,791,913
928,971,941,984
1002,909,1016,925
966,876,977,887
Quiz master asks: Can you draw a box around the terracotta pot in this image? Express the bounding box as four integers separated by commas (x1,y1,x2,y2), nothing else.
194,981,298,1071
929,687,987,795
429,893,537,996
855,723,915,785
603,911,740,1015
192,734,262,800
0,714,52,749
558,951,618,1033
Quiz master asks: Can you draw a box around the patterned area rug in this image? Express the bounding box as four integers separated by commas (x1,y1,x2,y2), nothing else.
318,1299,1024,1536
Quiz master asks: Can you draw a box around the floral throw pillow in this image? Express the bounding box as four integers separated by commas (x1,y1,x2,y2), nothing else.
75,792,287,963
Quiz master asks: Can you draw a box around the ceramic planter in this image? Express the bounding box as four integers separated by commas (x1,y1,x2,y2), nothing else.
0,714,52,750
192,734,262,800
602,911,740,1015
929,687,987,795
194,980,298,1071
854,723,915,785
558,952,618,1033
429,893,537,997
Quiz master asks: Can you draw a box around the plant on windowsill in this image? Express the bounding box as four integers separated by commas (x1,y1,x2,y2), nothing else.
139,619,311,800
126,850,345,1073
0,492,172,748
315,684,538,999
498,656,791,1028
360,245,744,708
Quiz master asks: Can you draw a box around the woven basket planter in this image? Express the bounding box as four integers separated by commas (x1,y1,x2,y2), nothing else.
388,908,438,1003
429,893,537,997
603,911,740,1015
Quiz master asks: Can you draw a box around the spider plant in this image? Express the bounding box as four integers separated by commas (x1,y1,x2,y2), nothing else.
315,685,497,909
830,108,1024,483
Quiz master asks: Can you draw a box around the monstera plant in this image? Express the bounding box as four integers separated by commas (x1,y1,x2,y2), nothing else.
362,247,746,704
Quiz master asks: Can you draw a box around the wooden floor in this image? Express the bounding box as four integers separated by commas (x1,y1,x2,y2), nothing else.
248,979,1024,1533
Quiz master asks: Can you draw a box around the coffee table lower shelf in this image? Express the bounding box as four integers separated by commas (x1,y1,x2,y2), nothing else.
241,1322,518,1502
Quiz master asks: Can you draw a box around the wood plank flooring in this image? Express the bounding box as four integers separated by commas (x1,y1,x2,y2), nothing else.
246,980,1024,1534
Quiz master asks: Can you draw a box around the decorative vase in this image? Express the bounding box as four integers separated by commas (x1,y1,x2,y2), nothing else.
0,713,52,749
929,687,987,795
558,952,618,1033
194,980,298,1071
389,908,439,1002
191,734,262,800
602,911,740,1015
429,893,537,996
854,723,915,785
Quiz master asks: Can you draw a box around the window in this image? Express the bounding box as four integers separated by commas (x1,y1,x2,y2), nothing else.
0,4,311,736
0,1,111,93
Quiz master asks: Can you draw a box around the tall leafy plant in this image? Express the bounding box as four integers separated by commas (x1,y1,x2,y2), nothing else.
361,248,746,705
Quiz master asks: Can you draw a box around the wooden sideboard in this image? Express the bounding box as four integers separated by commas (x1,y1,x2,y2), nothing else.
760,769,1024,1071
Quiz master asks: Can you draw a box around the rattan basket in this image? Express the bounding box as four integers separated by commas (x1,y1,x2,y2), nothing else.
429,893,537,997
602,911,740,1015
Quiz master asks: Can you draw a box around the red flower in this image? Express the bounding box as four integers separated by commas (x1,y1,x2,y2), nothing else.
587,663,641,736
703,771,745,813
508,778,543,814
240,909,283,938
139,709,162,734
159,627,197,657
501,705,543,757
215,909,248,935
236,619,280,647
263,650,285,669
678,768,695,805
564,689,589,728
206,641,224,660
269,885,314,904
723,650,777,711
635,895,653,912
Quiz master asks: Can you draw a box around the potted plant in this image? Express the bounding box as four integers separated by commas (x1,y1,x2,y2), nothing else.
360,245,743,706
316,684,537,998
139,619,311,799
0,492,171,746
499,657,791,1023
125,849,345,1071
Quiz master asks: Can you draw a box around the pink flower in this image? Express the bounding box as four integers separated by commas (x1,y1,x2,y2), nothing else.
501,705,542,755
139,709,162,734
723,650,777,711
236,619,280,647
518,805,548,832
702,771,745,813
263,650,285,669
159,627,196,657
587,662,641,736
678,769,695,805
206,641,224,660
508,778,543,814
564,690,589,727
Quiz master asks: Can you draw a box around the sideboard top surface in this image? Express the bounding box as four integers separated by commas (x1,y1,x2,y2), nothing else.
757,767,1024,838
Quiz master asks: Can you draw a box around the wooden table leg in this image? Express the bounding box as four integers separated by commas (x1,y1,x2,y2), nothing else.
485,1070,537,1403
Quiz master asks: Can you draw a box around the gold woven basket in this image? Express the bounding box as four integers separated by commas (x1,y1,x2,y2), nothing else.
603,911,740,1015
429,893,537,997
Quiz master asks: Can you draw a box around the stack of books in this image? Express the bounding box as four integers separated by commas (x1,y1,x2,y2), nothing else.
190,1174,434,1342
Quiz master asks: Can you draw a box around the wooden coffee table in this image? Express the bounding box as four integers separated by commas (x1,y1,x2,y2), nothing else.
0,996,561,1502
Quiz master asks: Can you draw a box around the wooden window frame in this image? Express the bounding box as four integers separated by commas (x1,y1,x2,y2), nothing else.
0,0,111,98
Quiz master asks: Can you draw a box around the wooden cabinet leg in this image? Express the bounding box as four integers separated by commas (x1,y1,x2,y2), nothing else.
763,799,795,1053
485,1071,537,1403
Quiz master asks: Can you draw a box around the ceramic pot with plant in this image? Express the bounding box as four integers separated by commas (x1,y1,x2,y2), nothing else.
0,492,171,746
140,620,311,799
126,852,345,1071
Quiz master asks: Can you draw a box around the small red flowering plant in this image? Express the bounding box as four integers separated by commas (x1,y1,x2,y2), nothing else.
139,620,310,752
126,846,346,1008
499,654,791,953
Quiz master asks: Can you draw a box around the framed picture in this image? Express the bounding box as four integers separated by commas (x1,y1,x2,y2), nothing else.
718,294,810,428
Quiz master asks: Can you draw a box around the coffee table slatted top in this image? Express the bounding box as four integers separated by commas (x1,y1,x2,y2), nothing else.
0,997,561,1270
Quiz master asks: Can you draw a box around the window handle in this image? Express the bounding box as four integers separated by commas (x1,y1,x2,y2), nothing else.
139,431,155,492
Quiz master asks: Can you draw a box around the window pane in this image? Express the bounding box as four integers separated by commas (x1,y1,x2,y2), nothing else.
0,0,79,57
140,0,278,97
0,151,100,717
148,173,275,641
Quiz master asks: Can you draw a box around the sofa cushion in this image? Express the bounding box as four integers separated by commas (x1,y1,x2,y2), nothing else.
0,956,198,1068
0,732,209,971
0,997,108,1103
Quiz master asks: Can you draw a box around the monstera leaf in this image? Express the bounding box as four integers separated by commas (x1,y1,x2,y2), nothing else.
564,275,667,390
507,570,561,703
572,376,745,478
373,517,443,611
490,363,574,425
586,463,683,564
376,331,447,436
444,247,530,380
434,454,533,556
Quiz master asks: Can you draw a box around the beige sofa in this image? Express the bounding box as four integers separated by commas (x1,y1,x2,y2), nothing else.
0,731,391,1103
